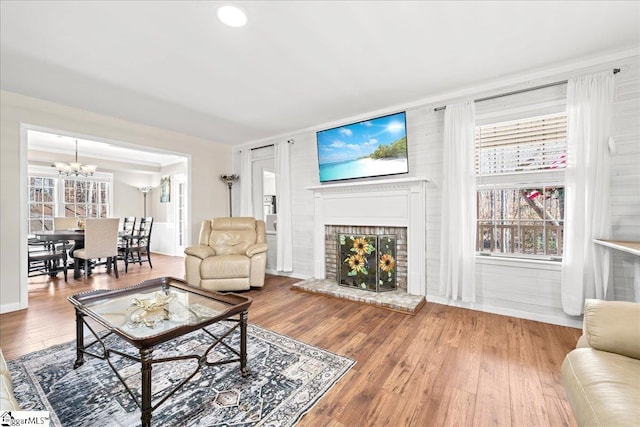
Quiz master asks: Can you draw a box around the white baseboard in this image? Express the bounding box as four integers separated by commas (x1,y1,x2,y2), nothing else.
148,250,183,257
427,295,583,329
266,269,311,280
0,302,24,314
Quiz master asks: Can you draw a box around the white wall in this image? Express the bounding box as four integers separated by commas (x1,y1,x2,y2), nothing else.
112,170,155,220
609,58,640,300
235,52,640,327
1,91,231,313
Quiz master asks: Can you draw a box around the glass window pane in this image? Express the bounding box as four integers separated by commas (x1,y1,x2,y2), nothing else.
43,204,54,217
29,204,43,217
33,188,43,202
496,189,517,221
65,181,75,202
42,187,54,202
76,183,87,203
547,228,561,256
504,221,520,254
29,219,42,233
64,204,76,217
544,187,564,221
477,190,493,220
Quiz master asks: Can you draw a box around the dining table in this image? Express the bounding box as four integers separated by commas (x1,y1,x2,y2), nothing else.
33,229,85,243
33,229,131,279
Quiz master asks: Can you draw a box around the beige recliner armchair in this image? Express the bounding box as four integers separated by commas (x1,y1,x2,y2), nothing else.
561,299,640,426
184,217,268,291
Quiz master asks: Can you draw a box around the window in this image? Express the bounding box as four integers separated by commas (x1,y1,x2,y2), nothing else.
475,112,566,259
28,176,56,234
27,167,112,234
63,178,110,218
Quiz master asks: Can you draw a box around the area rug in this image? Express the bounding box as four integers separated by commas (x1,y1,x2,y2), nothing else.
7,323,355,426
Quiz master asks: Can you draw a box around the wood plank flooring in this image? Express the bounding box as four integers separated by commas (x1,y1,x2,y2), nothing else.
0,254,581,426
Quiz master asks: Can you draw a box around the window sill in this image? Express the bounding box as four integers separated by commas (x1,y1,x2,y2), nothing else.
475,253,562,271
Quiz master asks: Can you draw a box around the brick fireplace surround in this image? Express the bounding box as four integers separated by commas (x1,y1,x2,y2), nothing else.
325,225,407,292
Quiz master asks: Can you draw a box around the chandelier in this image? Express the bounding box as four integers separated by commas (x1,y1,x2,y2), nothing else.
53,139,97,177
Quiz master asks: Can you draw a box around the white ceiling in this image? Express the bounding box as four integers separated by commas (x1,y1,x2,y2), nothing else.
1,1,639,147
28,130,185,168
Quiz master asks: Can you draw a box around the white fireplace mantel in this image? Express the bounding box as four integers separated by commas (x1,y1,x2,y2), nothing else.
306,177,428,295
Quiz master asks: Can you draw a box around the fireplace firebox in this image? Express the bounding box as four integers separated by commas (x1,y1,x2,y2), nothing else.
338,234,397,292
325,225,407,292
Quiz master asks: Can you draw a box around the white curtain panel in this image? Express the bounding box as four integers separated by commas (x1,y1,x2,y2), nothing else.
275,141,293,272
439,101,477,302
561,71,615,315
239,149,253,217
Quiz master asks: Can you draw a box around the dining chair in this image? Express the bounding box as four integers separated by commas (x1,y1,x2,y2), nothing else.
73,218,120,280
28,237,68,281
121,216,136,235
117,216,136,253
53,216,80,263
54,217,80,230
122,216,153,273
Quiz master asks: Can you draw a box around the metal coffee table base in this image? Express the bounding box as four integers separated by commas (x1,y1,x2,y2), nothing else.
73,309,249,427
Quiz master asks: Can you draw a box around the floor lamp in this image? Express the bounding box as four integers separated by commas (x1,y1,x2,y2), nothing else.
137,186,151,217
219,174,239,217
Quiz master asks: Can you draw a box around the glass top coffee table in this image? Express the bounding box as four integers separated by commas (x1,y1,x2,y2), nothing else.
68,276,252,427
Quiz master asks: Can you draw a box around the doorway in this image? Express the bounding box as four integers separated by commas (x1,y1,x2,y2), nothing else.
26,127,190,256
251,150,277,271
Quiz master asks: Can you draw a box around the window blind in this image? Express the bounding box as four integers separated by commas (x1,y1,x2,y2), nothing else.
475,112,567,176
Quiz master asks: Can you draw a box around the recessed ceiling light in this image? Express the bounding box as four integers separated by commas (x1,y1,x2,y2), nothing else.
217,5,247,27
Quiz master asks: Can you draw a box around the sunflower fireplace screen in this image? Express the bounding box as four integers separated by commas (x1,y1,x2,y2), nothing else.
338,234,397,292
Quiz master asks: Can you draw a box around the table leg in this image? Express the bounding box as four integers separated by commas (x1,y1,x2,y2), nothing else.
73,309,85,368
240,310,248,377
140,348,153,427
74,260,81,280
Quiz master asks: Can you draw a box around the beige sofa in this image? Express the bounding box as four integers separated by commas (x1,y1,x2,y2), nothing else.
561,299,640,426
1,348,20,411
184,217,268,291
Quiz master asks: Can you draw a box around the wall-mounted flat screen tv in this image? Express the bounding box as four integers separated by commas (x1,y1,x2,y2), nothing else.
316,111,408,183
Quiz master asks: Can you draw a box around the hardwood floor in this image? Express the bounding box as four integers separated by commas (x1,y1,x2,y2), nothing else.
0,253,581,426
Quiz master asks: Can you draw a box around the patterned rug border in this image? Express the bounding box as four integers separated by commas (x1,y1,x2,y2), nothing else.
7,323,356,427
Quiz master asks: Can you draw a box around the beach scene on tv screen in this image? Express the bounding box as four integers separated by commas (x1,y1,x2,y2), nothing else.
317,112,408,182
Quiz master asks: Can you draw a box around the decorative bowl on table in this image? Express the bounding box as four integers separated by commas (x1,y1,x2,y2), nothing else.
128,292,176,328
